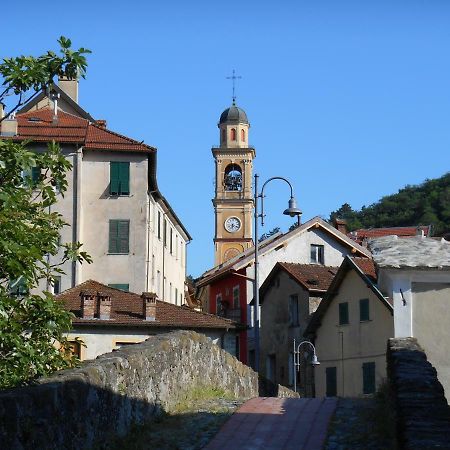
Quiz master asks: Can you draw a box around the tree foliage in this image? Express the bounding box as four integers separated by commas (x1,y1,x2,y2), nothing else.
0,38,91,389
329,173,450,235
258,227,281,243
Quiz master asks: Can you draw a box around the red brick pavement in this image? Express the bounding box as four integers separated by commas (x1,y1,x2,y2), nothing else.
205,397,337,450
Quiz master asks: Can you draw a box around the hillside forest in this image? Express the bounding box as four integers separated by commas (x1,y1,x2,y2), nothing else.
329,172,450,236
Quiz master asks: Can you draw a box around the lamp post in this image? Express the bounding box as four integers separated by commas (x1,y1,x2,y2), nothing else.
293,339,320,394
253,174,302,372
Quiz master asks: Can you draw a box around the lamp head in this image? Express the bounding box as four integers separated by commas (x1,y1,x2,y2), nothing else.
311,353,320,366
283,197,302,218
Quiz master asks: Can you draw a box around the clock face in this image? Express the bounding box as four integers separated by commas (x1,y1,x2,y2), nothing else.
224,216,241,233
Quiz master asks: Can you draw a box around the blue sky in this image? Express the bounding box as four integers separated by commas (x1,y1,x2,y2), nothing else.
3,1,450,276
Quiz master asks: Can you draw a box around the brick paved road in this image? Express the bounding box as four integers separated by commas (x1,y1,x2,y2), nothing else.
205,397,337,450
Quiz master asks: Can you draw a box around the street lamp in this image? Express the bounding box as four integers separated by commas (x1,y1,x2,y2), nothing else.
293,339,320,394
253,174,302,372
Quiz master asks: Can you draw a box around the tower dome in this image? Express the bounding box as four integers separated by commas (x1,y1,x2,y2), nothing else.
219,104,249,125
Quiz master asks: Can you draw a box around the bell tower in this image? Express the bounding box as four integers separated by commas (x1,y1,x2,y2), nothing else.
212,102,255,265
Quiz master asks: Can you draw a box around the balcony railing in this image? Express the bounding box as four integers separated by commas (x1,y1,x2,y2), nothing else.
218,308,242,323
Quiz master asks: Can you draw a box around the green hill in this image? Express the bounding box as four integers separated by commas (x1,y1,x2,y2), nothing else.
329,173,450,236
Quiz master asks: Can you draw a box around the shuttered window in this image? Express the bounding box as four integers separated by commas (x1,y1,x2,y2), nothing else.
362,362,376,394
109,220,130,254
339,302,349,325
326,367,337,397
110,162,130,195
360,298,370,322
108,284,129,292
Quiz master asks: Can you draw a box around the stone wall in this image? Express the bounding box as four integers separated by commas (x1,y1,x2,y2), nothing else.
0,331,259,450
387,337,450,450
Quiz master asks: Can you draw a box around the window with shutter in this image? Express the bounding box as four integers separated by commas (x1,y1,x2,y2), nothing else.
109,220,130,254
339,302,349,325
326,367,337,397
362,362,376,394
360,298,370,322
110,162,130,195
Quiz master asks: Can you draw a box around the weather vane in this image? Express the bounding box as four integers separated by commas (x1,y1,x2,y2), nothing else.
226,69,242,105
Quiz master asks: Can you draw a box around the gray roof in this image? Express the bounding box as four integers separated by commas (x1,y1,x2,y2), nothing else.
219,105,248,124
368,236,450,269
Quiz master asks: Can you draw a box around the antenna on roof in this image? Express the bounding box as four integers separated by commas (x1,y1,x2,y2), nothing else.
226,69,242,105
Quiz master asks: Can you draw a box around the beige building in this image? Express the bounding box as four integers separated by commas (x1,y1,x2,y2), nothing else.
370,236,450,399
305,257,394,397
1,79,191,303
57,280,239,360
258,262,337,394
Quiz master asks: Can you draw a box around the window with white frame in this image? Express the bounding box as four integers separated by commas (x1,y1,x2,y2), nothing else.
310,244,324,264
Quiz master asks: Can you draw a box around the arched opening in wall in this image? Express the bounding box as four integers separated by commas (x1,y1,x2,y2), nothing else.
231,128,237,141
221,129,226,143
241,129,246,142
224,164,242,191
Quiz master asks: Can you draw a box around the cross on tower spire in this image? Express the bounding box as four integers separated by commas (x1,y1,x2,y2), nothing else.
226,69,242,105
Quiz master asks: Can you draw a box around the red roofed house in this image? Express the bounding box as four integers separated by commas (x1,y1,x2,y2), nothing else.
196,216,371,366
0,79,191,303
57,280,241,360
304,256,394,398
258,262,338,394
348,225,432,246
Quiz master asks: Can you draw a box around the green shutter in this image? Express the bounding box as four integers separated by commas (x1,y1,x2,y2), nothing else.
363,362,376,394
326,367,337,397
119,162,130,195
360,298,370,321
339,302,349,325
109,220,118,253
108,284,129,292
110,162,120,195
118,220,129,253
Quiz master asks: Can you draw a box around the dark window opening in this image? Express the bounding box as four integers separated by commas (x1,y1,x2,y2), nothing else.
224,164,242,191
339,302,349,325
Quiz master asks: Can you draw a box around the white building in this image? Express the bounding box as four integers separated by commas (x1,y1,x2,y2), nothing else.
1,79,191,303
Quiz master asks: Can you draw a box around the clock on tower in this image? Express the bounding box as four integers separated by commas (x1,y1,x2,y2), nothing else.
212,102,256,265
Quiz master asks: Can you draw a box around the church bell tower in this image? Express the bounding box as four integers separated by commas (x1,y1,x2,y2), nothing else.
212,102,255,265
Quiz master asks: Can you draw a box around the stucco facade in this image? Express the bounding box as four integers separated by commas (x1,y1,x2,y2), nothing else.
4,80,190,304
311,263,394,398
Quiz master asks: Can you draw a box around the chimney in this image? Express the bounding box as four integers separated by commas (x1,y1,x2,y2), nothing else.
1,112,18,137
80,290,96,319
142,292,157,321
334,218,348,235
97,292,112,320
59,76,78,104
95,119,107,129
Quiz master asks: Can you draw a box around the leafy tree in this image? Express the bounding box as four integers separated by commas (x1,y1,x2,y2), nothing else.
0,38,91,389
258,227,281,243
329,173,450,235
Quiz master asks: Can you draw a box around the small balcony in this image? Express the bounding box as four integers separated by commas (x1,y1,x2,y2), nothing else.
218,307,242,323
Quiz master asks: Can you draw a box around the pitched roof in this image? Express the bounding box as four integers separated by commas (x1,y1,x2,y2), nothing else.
368,235,450,269
197,216,370,287
11,108,155,153
259,262,338,303
56,280,238,329
304,256,393,337
348,225,431,245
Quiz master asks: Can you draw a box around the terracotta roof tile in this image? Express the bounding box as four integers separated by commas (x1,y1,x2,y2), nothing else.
349,226,431,245
10,108,154,153
278,263,338,291
57,280,237,329
350,257,377,280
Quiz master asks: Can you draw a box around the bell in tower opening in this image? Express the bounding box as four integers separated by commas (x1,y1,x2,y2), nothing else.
224,164,242,191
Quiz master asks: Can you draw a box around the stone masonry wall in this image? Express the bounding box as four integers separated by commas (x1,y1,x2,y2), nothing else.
0,331,259,450
387,337,450,450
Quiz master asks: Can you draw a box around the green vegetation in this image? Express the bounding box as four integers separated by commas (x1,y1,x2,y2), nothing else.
329,173,450,235
0,38,91,389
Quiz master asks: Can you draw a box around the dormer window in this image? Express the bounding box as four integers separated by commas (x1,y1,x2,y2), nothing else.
224,164,242,191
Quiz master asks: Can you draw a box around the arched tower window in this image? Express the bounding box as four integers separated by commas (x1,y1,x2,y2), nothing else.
221,129,226,143
241,129,246,142
224,164,242,191
231,128,237,141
